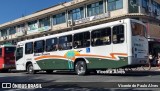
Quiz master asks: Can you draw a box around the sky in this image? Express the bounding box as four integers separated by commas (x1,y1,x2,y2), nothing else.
0,0,71,24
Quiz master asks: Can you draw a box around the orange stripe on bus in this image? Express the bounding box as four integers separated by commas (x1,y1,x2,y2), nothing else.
77,53,127,59
35,55,65,61
34,53,127,61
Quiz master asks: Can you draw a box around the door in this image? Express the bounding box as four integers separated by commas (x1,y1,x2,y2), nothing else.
15,47,25,70
4,47,16,67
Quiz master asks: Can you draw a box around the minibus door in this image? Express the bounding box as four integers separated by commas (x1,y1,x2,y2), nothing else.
15,47,25,70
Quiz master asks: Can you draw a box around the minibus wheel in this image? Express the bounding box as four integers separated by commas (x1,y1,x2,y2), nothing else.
75,61,87,76
27,64,36,74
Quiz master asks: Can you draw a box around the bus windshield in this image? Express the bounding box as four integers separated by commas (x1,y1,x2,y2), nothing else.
5,47,16,54
131,22,146,37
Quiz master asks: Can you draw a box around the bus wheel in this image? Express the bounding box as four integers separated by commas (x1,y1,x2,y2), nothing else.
75,61,87,76
27,64,36,74
46,70,53,74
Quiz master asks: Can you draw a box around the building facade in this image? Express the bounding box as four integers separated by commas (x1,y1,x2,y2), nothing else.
0,0,160,54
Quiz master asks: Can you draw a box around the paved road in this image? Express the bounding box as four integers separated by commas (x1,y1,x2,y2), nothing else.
0,68,160,91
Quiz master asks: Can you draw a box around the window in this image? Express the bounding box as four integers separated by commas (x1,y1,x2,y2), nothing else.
16,47,23,61
152,1,159,14
17,24,25,33
152,1,156,12
28,20,38,31
9,27,16,35
59,35,72,50
87,1,103,17
74,32,90,48
108,0,123,11
46,38,58,52
1,29,7,37
34,40,45,53
0,48,2,57
113,25,124,44
25,42,33,54
131,22,146,37
69,7,84,20
142,0,148,8
92,28,111,46
53,12,66,25
39,17,50,27
158,4,160,12
5,47,16,54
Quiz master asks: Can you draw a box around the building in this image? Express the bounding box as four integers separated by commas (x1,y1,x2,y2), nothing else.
0,0,160,55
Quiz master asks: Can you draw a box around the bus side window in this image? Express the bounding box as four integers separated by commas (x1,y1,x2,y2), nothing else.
25,42,33,54
113,25,124,44
46,38,58,52
59,35,72,50
91,27,111,46
83,32,90,47
34,40,45,53
74,32,90,49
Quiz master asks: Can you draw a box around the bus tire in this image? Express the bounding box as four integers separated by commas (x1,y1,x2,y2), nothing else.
27,64,36,74
75,61,87,76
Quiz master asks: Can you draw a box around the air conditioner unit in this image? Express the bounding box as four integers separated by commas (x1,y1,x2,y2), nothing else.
3,36,7,40
68,20,74,26
148,6,152,13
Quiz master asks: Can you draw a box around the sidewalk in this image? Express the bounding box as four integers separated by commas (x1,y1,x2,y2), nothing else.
150,67,160,71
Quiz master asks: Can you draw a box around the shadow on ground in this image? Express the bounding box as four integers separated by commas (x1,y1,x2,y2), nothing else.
0,72,159,91
33,70,160,77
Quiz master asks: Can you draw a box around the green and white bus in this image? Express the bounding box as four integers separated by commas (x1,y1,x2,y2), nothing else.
15,19,148,75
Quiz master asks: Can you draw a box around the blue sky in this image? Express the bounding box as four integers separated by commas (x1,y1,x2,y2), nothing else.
0,0,70,24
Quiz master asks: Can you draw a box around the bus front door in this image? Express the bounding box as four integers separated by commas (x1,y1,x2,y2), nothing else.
15,47,25,71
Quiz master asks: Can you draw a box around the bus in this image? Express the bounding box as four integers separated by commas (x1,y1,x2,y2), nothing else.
15,18,148,75
0,45,16,72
